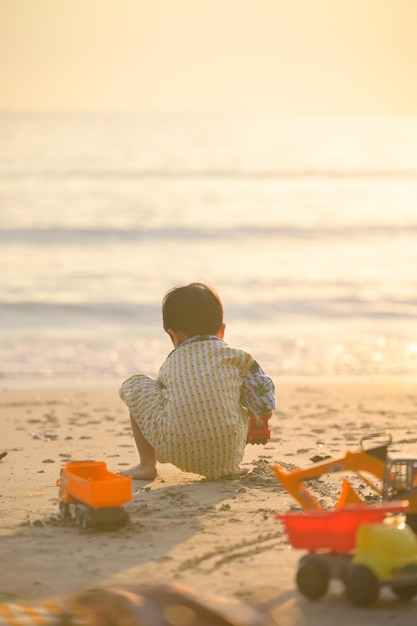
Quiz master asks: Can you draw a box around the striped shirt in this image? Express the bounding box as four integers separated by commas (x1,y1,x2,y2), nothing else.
120,336,275,479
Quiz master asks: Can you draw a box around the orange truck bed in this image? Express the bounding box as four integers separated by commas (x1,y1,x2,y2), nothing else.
57,461,132,509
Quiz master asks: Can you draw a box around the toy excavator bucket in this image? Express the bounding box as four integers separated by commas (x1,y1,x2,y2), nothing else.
335,479,365,509
273,468,365,511
272,465,321,510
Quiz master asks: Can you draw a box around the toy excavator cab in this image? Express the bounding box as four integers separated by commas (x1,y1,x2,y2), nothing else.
384,458,417,500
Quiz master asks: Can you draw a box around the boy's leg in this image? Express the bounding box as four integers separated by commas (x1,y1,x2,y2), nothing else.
120,413,158,480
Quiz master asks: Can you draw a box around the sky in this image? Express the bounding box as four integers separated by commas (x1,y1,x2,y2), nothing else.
1,0,417,115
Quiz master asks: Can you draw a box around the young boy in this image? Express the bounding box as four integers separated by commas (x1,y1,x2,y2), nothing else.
119,282,275,480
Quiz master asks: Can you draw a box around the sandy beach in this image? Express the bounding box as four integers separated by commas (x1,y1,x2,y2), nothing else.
1,378,417,625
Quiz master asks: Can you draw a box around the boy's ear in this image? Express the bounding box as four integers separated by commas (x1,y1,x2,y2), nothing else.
167,329,189,347
217,323,226,339
166,329,177,346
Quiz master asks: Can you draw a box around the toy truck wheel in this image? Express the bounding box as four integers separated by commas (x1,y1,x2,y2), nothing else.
345,565,379,607
59,502,70,519
75,508,83,526
81,512,90,530
296,557,329,600
75,508,88,529
391,584,417,601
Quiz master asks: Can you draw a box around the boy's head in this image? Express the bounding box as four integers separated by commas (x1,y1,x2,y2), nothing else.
162,282,224,340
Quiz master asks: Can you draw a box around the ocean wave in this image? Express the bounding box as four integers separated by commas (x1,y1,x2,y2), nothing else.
1,297,416,329
1,224,417,245
2,167,417,181
0,301,161,328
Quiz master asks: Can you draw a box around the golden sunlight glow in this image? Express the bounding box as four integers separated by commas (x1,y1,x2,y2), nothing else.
1,0,417,114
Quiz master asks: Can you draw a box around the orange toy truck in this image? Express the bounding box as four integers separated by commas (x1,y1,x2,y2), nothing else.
57,461,132,529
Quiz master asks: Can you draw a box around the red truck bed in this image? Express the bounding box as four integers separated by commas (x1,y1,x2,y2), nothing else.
276,502,409,553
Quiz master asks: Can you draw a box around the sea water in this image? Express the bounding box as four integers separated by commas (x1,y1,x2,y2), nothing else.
1,114,417,385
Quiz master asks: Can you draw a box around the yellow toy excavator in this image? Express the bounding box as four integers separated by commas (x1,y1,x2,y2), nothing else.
273,432,417,532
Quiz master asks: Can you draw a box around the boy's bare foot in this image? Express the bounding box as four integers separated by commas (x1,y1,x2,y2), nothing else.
224,466,249,478
119,464,157,480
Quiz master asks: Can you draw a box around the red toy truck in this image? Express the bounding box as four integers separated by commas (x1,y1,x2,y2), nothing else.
246,415,271,445
277,502,417,607
57,461,132,529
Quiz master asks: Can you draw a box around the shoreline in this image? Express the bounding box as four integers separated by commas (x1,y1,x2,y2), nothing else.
1,379,417,624
2,372,417,390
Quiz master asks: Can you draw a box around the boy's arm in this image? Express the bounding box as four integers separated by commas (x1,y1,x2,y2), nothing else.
240,360,276,419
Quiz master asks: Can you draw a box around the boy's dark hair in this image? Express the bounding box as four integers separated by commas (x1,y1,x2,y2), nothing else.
162,282,224,337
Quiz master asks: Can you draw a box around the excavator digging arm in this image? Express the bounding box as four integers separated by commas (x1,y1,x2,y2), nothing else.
273,433,391,510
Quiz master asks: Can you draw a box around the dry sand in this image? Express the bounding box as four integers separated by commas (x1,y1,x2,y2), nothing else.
1,379,417,625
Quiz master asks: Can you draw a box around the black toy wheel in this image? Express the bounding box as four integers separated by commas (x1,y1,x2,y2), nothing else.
59,502,70,519
75,506,95,529
345,565,379,607
75,508,88,528
391,584,417,601
81,511,90,530
296,557,329,600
